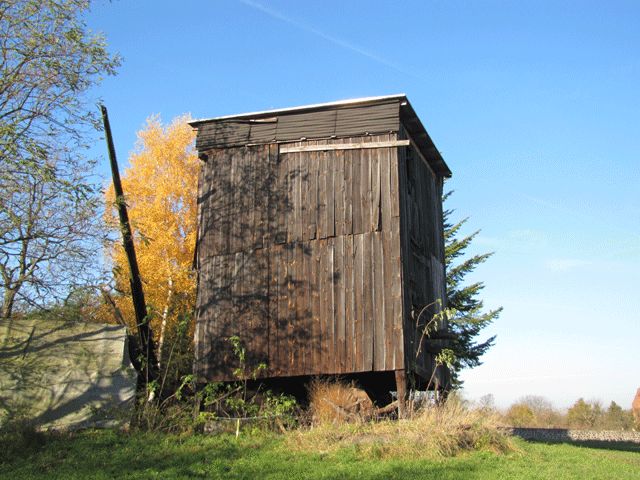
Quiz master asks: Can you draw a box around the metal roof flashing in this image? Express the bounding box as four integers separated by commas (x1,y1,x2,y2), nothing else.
188,94,407,126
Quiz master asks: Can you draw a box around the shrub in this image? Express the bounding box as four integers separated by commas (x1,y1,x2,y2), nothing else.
504,403,536,427
567,398,602,429
503,396,563,427
307,379,374,425
603,401,635,430
289,395,513,459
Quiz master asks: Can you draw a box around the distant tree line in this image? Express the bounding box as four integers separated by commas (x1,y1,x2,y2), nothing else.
488,395,637,430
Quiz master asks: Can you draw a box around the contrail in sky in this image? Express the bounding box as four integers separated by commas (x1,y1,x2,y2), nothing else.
238,0,418,77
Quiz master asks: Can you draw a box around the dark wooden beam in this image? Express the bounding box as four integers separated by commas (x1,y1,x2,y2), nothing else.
395,369,408,419
101,105,158,384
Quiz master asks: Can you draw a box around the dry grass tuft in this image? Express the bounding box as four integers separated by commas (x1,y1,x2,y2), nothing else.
307,379,374,425
289,395,514,459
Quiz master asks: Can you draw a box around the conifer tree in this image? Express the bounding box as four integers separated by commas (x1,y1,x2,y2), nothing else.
444,192,502,386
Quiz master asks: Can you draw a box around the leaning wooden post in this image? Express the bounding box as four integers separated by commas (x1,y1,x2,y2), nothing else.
101,105,158,384
395,369,408,419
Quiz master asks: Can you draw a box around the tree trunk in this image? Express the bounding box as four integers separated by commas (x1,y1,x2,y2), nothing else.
157,275,174,371
2,287,17,319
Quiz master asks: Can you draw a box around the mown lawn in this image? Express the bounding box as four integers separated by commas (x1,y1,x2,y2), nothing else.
1,430,638,479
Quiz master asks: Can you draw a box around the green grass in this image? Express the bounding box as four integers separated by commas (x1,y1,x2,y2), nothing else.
1,429,638,479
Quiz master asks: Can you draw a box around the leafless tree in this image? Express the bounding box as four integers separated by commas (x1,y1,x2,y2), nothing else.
1,159,104,317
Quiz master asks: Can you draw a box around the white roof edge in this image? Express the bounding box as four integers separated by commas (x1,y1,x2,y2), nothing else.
189,93,407,125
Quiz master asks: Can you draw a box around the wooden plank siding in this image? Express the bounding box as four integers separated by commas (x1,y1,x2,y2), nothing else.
397,126,447,382
194,134,408,381
193,97,450,386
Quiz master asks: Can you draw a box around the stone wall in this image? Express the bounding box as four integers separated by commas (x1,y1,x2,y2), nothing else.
507,427,640,444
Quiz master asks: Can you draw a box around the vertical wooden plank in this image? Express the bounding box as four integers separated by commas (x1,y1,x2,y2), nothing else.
382,231,395,370
195,251,208,378
395,369,408,419
310,240,321,373
360,145,371,234
238,148,246,252
307,151,318,240
230,150,241,253
296,242,306,376
252,249,264,367
207,151,218,256
265,144,275,245
225,151,235,255
325,237,334,372
254,146,266,249
394,144,409,372
324,238,333,372
351,149,362,234
321,238,330,375
300,152,309,242
294,152,302,242
289,243,298,375
282,243,291,372
333,235,346,373
245,148,256,250
371,145,382,232
392,230,405,372
317,152,327,239
267,246,277,376
288,153,297,243
211,253,222,377
201,256,218,376
353,233,364,371
296,152,304,242
226,253,236,376
276,151,286,244
197,155,209,262
380,144,392,233
343,235,354,372
207,254,218,378
286,154,295,243
334,150,345,237
245,249,256,362
317,239,326,372
344,148,353,235
233,251,244,348
214,151,229,255
286,244,296,372
326,150,335,238
362,232,374,371
303,240,313,374
256,248,269,369
390,143,401,220
242,147,251,251
266,144,278,246
277,246,288,375
372,232,386,371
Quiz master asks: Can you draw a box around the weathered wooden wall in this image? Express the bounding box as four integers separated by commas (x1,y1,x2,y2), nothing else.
195,135,407,381
398,127,448,383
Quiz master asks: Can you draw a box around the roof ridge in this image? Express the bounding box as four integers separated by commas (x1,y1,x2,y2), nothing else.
189,94,407,126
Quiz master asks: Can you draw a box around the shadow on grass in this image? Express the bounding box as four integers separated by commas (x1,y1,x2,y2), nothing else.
0,429,490,480
1,429,245,477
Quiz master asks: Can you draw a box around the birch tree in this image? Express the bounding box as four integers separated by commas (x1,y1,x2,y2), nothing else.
104,115,198,370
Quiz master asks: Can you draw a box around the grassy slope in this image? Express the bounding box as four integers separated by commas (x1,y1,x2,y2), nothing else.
1,430,639,480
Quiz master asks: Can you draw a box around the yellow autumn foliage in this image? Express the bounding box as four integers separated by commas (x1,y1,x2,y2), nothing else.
104,114,199,363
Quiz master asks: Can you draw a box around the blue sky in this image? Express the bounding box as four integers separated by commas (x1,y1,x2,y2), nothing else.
86,0,639,409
